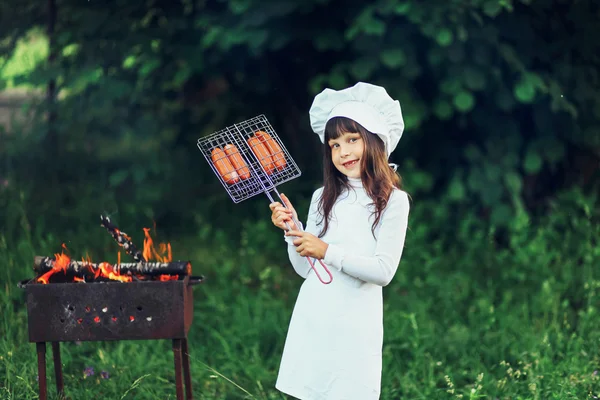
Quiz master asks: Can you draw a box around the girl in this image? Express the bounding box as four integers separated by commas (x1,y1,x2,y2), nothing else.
269,82,410,400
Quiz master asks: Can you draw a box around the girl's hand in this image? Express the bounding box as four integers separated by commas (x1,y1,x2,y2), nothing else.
269,193,299,231
285,230,329,260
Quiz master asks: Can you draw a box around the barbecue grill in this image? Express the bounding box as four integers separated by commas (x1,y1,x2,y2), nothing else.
18,216,204,400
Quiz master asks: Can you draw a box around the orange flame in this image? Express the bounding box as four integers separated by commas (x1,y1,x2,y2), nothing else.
98,262,132,283
142,227,178,281
37,251,71,284
38,226,178,284
143,227,172,262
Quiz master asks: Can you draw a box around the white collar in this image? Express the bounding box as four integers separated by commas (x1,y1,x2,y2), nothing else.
347,177,363,188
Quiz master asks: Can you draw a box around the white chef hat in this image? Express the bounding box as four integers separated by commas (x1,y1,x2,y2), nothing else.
309,82,404,157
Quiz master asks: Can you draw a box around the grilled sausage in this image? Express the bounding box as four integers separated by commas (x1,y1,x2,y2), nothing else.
224,144,251,180
247,136,275,174
211,147,240,184
255,130,287,171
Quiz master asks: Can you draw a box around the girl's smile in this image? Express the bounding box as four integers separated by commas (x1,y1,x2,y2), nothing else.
328,132,364,179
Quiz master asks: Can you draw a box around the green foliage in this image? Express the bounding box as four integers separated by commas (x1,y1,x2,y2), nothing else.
1,187,599,398
0,0,598,234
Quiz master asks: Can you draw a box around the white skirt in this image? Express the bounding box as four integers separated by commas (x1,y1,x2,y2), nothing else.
276,269,384,400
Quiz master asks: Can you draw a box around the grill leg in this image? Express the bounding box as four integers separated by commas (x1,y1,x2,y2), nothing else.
182,338,193,399
173,339,184,400
36,342,47,400
51,342,65,398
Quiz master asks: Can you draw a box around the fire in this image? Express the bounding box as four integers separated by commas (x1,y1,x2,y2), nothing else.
143,227,172,262
37,226,178,284
37,251,71,284
142,227,178,281
97,262,132,283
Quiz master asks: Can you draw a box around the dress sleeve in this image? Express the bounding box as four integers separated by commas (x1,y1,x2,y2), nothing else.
283,188,323,279
323,190,410,286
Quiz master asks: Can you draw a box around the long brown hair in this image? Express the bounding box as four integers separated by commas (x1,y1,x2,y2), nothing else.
317,117,402,238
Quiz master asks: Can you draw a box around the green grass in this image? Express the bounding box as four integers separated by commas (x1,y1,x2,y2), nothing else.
1,191,600,399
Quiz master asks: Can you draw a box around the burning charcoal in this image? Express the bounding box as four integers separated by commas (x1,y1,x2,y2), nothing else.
33,256,191,281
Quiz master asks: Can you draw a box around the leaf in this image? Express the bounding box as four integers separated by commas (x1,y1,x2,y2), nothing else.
364,18,386,36
483,1,503,18
453,91,475,112
480,182,503,206
394,3,411,15
348,7,386,38
202,26,222,48
467,167,485,191
381,49,407,69
229,0,251,14
122,55,136,69
349,58,376,80
504,171,523,192
309,75,327,95
440,78,462,95
328,70,347,89
523,149,543,174
483,163,502,181
172,64,191,87
491,204,513,226
436,28,454,47
62,44,79,57
514,77,536,103
109,170,129,187
448,177,466,200
139,58,160,78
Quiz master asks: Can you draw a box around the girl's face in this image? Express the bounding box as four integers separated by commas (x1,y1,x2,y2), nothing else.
327,131,365,179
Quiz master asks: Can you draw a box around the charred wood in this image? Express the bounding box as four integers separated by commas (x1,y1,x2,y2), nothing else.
100,215,146,262
33,256,191,276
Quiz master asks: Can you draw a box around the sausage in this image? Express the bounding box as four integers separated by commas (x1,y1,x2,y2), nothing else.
255,130,287,171
211,147,239,184
224,144,251,180
247,136,275,174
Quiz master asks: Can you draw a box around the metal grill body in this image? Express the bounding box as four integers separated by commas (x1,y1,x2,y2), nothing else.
26,278,193,342
197,114,302,203
20,276,201,400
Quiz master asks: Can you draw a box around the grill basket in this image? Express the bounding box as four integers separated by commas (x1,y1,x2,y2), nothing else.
197,115,301,203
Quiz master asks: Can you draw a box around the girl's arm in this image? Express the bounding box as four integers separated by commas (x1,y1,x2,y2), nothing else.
283,189,323,278
323,190,410,286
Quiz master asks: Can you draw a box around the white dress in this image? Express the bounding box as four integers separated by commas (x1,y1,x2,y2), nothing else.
275,177,410,400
